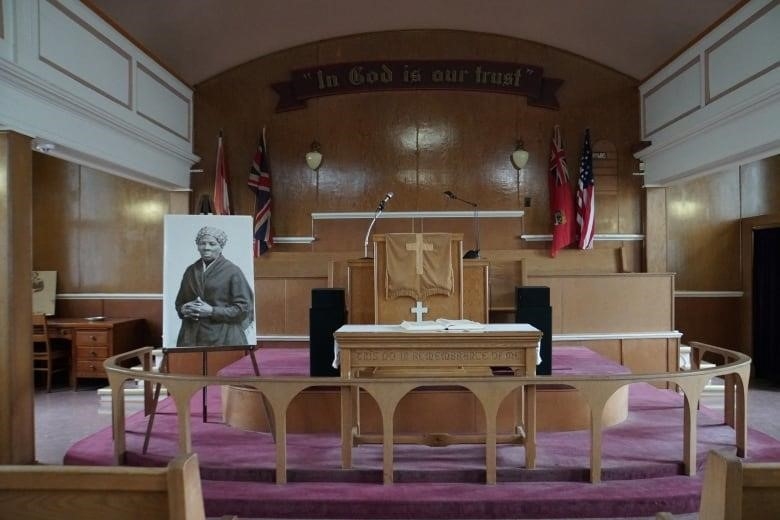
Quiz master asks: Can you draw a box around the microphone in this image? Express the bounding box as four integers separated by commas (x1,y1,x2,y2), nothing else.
377,191,394,211
364,191,395,258
442,189,480,259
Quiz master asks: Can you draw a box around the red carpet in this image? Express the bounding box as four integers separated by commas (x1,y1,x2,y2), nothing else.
65,347,780,518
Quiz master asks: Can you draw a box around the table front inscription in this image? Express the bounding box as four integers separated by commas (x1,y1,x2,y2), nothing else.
352,348,522,363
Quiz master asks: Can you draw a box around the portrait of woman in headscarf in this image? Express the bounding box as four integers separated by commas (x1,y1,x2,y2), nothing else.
175,225,254,347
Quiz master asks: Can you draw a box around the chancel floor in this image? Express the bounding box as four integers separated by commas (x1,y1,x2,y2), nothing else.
34,366,780,520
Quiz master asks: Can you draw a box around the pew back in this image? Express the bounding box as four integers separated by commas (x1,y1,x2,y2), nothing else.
0,453,206,520
657,450,780,520
699,450,780,520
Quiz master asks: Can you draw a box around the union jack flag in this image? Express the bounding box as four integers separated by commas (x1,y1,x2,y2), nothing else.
577,129,595,249
248,128,273,256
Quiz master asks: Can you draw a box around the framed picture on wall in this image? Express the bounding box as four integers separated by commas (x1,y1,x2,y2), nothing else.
162,215,256,349
32,270,57,316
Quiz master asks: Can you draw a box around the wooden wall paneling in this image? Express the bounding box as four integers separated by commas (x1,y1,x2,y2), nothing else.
191,30,639,244
347,258,375,324
666,169,741,290
103,299,161,347
32,154,81,291
193,43,320,230
553,341,622,364
463,260,489,323
285,278,328,335
78,166,166,293
51,299,103,319
675,296,742,350
255,279,286,335
529,273,674,333
592,140,618,195
644,186,668,273
739,154,780,219
595,195,620,234
621,338,674,374
313,219,413,252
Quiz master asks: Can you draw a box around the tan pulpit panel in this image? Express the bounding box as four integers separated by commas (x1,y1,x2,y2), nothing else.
373,233,464,324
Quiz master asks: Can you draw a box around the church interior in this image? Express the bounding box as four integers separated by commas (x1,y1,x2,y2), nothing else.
1,0,780,518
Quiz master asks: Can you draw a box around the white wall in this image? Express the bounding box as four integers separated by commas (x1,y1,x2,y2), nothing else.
0,0,197,189
637,0,780,186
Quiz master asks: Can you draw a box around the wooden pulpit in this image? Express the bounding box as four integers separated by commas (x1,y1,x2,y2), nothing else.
373,233,463,324
345,233,488,324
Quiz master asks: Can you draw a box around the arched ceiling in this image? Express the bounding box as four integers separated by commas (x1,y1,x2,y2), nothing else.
88,0,742,86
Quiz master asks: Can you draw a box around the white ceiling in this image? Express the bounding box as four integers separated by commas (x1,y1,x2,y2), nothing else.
88,0,742,86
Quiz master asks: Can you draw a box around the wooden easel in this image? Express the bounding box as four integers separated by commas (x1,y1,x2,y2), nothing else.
142,344,274,454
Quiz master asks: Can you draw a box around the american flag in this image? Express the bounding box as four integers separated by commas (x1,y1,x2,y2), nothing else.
213,132,231,215
577,129,595,249
548,125,576,257
248,127,273,256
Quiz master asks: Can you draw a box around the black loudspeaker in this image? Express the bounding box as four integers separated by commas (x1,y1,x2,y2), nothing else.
309,288,345,377
516,286,552,376
516,286,550,308
311,288,345,309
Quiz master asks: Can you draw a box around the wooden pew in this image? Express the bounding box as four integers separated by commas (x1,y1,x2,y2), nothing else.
657,450,780,520
0,453,229,520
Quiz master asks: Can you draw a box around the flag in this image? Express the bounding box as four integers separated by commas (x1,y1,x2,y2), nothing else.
248,127,273,256
548,125,577,257
213,132,231,215
577,128,595,249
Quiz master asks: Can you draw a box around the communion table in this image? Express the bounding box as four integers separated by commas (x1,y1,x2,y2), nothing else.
334,323,542,470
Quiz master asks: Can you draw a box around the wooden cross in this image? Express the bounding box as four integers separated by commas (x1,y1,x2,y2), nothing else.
410,301,428,322
405,234,434,275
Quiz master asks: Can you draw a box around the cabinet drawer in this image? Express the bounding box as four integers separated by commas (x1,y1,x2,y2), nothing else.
77,360,105,377
78,346,109,360
75,330,109,347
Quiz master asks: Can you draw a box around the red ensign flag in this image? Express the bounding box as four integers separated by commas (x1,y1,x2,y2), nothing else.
548,125,576,257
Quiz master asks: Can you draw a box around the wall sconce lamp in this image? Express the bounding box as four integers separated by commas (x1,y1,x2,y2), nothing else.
510,140,529,170
305,140,323,171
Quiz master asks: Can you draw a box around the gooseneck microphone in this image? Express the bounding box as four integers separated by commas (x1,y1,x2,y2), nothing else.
377,191,394,211
442,190,480,259
364,191,395,258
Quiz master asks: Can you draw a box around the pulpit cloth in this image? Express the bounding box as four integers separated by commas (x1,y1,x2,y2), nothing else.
385,233,453,300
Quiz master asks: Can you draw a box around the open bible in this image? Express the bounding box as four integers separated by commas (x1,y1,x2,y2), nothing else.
400,318,485,331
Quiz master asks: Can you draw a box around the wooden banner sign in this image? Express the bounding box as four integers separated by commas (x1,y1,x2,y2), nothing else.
272,60,563,112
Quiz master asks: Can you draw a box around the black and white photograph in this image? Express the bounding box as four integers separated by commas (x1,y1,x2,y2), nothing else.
162,215,256,348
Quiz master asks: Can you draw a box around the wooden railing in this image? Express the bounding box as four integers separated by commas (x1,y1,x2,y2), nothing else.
104,342,750,485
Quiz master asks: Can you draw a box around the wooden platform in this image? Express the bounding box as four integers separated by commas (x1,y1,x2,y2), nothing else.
220,346,630,433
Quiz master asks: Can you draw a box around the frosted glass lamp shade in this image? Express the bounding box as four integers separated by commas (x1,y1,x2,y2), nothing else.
510,141,529,170
305,141,323,171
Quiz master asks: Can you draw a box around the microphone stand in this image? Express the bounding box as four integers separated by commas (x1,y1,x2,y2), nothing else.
363,204,386,259
446,193,480,259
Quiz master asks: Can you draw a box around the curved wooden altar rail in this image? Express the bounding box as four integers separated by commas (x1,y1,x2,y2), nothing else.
104,342,750,485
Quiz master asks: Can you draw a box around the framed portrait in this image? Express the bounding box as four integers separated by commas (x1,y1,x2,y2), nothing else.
32,270,57,316
162,215,256,349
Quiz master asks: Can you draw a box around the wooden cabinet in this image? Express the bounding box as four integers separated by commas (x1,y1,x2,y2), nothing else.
47,318,145,385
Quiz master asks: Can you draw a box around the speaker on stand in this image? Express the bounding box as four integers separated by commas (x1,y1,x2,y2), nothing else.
309,288,345,377
515,286,552,376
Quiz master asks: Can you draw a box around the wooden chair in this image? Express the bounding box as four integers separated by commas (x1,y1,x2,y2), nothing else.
0,453,234,520
657,450,780,520
32,312,70,392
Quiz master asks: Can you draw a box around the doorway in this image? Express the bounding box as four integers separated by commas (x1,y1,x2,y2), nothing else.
753,227,780,383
